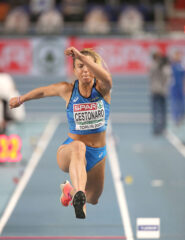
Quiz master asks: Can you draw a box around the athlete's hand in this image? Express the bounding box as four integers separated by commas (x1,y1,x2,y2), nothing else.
64,47,82,59
9,97,22,109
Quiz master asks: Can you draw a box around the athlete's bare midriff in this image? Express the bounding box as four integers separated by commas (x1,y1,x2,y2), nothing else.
68,131,106,148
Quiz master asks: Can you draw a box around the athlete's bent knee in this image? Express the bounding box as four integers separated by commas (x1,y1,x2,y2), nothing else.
89,199,98,205
71,140,86,155
87,196,99,205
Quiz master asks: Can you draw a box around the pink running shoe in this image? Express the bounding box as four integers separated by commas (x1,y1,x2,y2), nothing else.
60,180,73,207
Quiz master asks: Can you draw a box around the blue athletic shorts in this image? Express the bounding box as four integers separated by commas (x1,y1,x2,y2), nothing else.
62,137,107,172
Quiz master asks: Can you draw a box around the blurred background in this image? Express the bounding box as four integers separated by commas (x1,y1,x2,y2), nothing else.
0,0,185,35
0,0,185,239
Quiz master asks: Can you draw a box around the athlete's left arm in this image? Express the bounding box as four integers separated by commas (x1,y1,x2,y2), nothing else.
80,54,112,94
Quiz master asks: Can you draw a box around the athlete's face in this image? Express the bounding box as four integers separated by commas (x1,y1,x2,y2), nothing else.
74,56,95,84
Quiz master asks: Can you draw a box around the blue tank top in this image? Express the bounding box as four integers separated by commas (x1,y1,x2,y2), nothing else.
66,79,110,135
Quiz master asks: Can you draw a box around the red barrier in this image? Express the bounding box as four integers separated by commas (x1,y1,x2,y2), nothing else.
0,37,185,75
68,37,185,74
0,39,31,74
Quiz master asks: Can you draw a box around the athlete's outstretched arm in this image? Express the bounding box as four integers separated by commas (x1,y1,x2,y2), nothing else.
65,47,112,93
9,82,71,109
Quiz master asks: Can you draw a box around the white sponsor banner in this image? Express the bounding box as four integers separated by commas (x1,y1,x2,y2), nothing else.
137,218,160,239
32,38,67,76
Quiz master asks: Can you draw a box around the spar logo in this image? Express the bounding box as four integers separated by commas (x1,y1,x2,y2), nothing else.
73,103,97,112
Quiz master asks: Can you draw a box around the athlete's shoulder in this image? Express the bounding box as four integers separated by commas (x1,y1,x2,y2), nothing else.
52,81,74,100
57,81,74,91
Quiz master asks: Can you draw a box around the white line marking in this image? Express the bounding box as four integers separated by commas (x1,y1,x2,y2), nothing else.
165,130,185,157
107,121,134,240
0,117,60,234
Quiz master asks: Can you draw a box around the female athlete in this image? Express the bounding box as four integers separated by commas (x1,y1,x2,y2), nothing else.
9,47,112,219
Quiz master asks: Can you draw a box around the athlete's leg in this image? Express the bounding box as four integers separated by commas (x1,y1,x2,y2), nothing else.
57,140,87,194
85,157,106,205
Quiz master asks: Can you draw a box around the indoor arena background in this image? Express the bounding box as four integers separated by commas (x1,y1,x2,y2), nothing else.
0,1,185,240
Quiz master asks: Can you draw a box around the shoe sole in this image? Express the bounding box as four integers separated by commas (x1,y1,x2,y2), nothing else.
72,191,86,219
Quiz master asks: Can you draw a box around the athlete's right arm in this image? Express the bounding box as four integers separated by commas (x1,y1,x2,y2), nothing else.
9,82,72,109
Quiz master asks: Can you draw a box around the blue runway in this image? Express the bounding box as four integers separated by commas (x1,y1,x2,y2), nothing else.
0,75,185,239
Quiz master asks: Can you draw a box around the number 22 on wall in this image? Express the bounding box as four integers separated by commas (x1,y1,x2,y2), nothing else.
0,135,22,163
